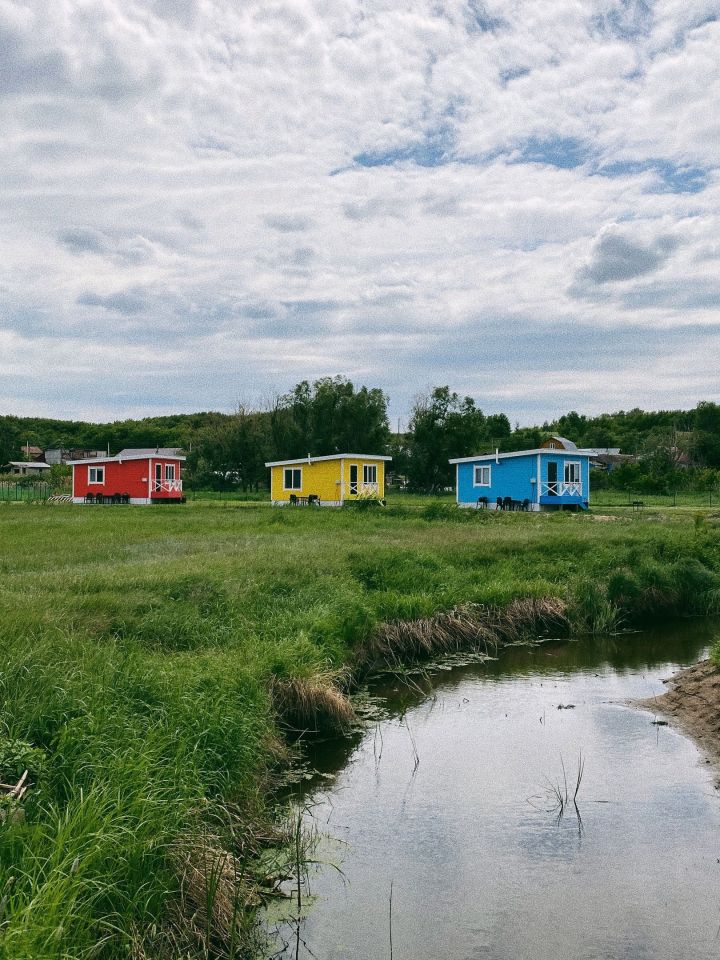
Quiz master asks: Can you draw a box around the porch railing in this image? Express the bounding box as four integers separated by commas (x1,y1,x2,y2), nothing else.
541,481,582,497
347,482,380,496
153,479,183,494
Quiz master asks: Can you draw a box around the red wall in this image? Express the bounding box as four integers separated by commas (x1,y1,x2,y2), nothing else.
73,458,182,500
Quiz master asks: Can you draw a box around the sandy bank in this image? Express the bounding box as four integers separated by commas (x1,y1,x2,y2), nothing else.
638,658,720,766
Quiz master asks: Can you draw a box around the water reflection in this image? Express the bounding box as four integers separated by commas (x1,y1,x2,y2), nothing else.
271,621,720,960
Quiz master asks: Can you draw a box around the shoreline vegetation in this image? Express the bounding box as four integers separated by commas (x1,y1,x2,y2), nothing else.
1,500,720,958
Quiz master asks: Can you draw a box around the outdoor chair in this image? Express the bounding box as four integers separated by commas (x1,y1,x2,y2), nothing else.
289,493,298,505
477,496,489,509
308,494,320,506
503,496,513,511
111,493,121,504
85,492,95,503
521,498,530,511
121,493,130,504
496,496,504,510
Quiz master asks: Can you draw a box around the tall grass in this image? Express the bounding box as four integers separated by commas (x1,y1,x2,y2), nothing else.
0,501,719,955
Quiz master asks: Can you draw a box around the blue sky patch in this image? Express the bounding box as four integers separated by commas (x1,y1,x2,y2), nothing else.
511,136,593,169
353,126,455,169
596,159,710,194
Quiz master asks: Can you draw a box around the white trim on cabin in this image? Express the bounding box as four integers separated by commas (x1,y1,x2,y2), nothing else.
283,467,303,491
265,453,392,468
449,448,592,464
564,460,581,484
363,463,378,485
472,464,491,487
340,457,345,504
67,454,186,465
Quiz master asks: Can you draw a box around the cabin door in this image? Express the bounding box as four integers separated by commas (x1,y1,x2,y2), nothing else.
349,464,358,495
547,461,558,496
155,463,162,492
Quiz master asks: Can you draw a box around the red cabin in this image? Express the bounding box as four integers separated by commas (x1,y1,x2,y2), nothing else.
70,449,185,505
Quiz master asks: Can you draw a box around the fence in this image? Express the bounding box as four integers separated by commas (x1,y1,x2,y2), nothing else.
592,489,720,508
0,482,54,502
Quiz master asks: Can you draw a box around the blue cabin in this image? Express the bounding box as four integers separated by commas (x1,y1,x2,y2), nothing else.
450,448,591,511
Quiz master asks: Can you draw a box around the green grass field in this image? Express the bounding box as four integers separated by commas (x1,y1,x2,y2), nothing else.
1,500,720,958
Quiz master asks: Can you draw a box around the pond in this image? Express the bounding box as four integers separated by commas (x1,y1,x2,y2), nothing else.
270,622,720,960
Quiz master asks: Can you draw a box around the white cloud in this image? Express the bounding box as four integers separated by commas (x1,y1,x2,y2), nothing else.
0,0,718,424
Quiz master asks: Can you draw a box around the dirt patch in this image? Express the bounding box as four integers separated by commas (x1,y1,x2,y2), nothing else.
637,659,720,766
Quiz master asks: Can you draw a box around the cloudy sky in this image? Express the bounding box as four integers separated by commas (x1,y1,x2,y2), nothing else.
1,0,719,426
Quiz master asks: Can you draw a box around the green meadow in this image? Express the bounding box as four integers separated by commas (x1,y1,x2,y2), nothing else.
1,500,720,958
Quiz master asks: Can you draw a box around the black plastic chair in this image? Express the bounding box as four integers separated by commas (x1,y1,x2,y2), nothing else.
289,493,298,505
496,496,504,510
111,493,121,504
121,493,130,504
85,492,95,503
477,496,489,509
522,498,530,512
308,494,320,506
503,496,513,511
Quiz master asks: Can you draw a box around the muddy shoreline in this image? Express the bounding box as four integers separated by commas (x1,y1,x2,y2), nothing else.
637,658,720,767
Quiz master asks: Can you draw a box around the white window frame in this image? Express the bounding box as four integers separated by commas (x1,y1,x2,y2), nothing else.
363,463,377,485
165,463,175,481
283,467,302,491
473,464,491,487
88,466,105,484
564,461,581,484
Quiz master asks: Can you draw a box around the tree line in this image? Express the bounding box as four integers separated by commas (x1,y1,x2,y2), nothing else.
2,379,720,493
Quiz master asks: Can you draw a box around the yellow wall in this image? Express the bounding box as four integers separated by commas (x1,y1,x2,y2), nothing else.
270,457,386,504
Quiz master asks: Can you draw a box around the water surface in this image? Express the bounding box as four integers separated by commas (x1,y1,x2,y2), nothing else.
273,623,720,960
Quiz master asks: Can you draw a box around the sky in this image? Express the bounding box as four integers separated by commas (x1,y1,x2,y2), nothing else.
1,0,719,427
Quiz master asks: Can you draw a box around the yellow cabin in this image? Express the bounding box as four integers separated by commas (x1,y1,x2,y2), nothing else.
265,454,391,506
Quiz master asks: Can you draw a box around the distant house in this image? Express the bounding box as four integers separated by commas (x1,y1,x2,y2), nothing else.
265,454,391,506
69,451,185,505
585,451,635,472
451,447,591,511
540,436,578,451
117,448,185,458
4,461,52,477
542,436,634,473
45,449,106,465
21,445,45,462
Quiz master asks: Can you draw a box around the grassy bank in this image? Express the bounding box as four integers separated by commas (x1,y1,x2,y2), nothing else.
1,502,720,958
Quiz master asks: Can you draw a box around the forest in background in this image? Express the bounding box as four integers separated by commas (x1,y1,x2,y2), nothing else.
2,377,720,494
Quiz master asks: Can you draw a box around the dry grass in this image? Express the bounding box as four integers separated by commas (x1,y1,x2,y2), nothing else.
270,671,357,733
361,597,568,669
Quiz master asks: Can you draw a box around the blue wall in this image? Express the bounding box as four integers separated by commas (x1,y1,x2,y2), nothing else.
456,452,590,508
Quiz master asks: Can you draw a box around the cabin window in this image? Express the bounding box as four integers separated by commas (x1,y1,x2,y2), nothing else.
363,464,377,485
473,465,491,486
283,467,302,490
88,467,105,484
564,461,581,483
165,464,175,481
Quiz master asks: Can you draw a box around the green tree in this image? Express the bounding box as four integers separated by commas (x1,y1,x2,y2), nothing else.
406,387,488,491
270,377,390,459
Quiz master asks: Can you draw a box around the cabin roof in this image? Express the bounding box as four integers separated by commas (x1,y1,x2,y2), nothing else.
67,453,186,466
449,448,592,464
4,460,51,469
265,453,392,468
117,447,184,458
